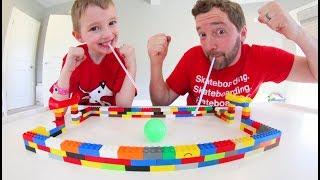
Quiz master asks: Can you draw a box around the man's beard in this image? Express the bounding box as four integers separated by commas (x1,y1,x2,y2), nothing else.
206,37,241,70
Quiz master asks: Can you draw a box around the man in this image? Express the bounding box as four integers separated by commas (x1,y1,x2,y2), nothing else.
147,0,317,107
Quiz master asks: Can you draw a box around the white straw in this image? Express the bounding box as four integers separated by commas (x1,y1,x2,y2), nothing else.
194,57,215,116
108,43,138,91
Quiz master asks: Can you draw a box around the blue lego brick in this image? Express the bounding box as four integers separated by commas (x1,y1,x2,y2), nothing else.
130,107,141,112
156,159,181,165
253,129,281,145
236,146,254,154
49,127,60,135
78,143,103,156
198,143,217,156
198,160,219,167
229,101,250,107
241,118,253,126
176,114,194,117
49,125,65,136
177,107,189,112
131,159,157,166
23,140,29,146
33,134,49,146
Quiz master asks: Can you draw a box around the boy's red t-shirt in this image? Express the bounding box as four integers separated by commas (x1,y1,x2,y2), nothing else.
50,44,126,106
166,44,294,107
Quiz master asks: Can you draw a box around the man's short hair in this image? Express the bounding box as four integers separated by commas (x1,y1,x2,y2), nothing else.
192,0,246,32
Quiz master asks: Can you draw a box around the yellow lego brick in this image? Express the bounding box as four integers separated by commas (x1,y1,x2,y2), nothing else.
53,108,65,113
51,148,67,157
225,93,236,102
224,111,235,118
61,127,67,133
225,119,234,124
109,111,118,115
72,120,80,125
240,123,257,133
242,107,251,113
228,102,236,108
150,165,176,172
91,111,101,115
122,115,132,120
170,107,178,113
232,136,254,149
31,126,50,136
175,145,200,158
81,160,103,169
28,142,38,149
241,136,255,147
71,104,78,110
54,112,64,118
83,111,91,117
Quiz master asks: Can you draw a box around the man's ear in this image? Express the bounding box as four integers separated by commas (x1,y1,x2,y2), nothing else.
240,26,247,43
72,31,84,43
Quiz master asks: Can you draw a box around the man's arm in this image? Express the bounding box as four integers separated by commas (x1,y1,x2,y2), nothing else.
150,59,179,105
148,33,179,106
258,1,318,82
286,29,317,82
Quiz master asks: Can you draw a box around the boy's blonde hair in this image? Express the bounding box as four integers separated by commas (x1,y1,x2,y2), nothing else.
71,0,114,32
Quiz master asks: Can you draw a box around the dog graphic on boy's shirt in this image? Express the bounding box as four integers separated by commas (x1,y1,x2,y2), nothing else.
79,81,113,106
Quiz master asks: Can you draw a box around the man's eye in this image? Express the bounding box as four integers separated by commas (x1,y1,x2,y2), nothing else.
109,20,117,26
217,29,225,35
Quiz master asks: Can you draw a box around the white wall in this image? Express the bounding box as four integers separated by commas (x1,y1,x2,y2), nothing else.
114,0,199,102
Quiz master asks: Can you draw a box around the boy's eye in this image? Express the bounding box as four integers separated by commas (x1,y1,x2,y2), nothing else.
109,20,117,26
199,33,206,38
90,26,100,31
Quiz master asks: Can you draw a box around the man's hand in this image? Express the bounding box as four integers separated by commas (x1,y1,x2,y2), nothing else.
147,33,171,66
258,1,301,42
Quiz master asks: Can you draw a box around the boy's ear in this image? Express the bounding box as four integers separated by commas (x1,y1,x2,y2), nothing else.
72,31,84,43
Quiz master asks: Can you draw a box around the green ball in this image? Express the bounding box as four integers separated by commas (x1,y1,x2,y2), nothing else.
144,119,167,142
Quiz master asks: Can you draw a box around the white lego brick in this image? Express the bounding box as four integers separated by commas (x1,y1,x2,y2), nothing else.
39,121,57,130
45,137,63,149
100,106,109,112
71,112,82,118
99,145,119,158
36,148,50,158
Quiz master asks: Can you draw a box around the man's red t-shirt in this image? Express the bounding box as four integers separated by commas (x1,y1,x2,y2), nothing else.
50,44,126,106
166,44,294,107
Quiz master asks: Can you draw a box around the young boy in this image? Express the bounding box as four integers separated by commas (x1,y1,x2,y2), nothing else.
50,0,136,107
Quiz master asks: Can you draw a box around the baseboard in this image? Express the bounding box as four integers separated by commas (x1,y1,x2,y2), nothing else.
2,106,49,124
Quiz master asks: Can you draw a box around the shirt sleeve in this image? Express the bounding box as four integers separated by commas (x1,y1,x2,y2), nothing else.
256,45,294,83
166,51,191,95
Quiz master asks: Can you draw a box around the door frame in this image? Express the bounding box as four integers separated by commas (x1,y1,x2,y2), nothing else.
2,7,40,115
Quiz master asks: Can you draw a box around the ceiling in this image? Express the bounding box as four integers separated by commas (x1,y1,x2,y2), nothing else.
34,0,316,10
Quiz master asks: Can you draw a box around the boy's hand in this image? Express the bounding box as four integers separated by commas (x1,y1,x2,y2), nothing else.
258,1,301,42
63,47,86,73
147,33,171,66
119,44,136,70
